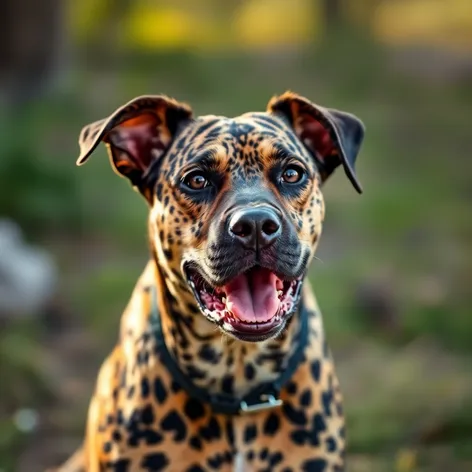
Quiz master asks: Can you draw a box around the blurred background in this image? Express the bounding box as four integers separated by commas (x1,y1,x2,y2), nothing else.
0,0,471,471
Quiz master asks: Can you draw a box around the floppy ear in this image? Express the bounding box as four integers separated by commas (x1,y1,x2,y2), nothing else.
267,92,365,193
77,95,193,199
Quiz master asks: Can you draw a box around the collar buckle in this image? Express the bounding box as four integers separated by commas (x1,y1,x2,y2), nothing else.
239,394,283,414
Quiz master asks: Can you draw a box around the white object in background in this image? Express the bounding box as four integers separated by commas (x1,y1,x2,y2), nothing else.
0,218,57,317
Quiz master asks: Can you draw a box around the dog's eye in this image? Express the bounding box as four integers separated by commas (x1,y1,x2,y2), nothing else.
183,171,209,191
281,164,305,184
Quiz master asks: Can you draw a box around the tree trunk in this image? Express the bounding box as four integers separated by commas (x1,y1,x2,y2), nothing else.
0,0,67,109
323,0,344,27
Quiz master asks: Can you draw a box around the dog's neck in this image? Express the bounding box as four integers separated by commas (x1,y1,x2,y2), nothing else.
124,259,305,397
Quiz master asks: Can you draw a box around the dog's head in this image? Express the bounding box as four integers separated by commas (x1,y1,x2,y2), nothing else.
78,92,364,342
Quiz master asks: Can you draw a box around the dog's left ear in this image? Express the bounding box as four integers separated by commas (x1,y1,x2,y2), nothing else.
267,92,365,193
77,95,193,200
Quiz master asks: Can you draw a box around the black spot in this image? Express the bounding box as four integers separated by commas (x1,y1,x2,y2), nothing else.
186,302,199,314
290,429,309,445
259,447,268,460
244,424,257,444
199,417,221,441
225,418,235,448
207,453,224,469
310,360,321,382
300,389,312,407
301,458,327,471
107,459,130,472
116,410,124,425
269,452,283,467
326,436,337,452
156,183,163,200
186,466,205,472
246,450,255,461
112,430,122,442
126,385,135,399
322,389,333,417
141,405,154,425
198,344,219,364
103,441,112,453
282,403,307,426
153,378,168,404
221,375,234,394
137,350,149,365
171,380,182,393
255,351,285,369
189,435,202,450
286,381,297,395
244,363,255,380
141,452,169,471
263,413,280,436
125,409,162,447
163,249,173,260
141,377,150,398
186,364,207,380
161,410,187,441
184,398,205,420
146,429,164,446
311,413,327,444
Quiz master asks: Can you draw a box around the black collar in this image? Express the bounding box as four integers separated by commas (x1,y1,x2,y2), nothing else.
149,286,309,415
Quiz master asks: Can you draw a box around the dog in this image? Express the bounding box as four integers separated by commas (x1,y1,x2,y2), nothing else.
55,91,364,472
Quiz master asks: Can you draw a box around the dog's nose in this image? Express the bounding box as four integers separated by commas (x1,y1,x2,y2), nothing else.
229,207,281,250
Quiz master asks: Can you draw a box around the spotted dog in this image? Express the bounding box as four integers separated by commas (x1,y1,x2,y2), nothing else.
55,92,364,472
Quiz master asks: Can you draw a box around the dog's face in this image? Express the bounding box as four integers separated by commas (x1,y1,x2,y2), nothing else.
78,92,364,342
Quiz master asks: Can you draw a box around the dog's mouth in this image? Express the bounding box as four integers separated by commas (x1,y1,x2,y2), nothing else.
184,264,303,341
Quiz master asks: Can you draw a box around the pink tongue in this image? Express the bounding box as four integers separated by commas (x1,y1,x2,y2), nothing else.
224,268,281,323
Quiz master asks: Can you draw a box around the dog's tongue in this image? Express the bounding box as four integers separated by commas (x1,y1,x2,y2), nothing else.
224,267,281,323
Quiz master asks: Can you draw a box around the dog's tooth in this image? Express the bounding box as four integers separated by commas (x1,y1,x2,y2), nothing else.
277,290,283,297
222,297,226,304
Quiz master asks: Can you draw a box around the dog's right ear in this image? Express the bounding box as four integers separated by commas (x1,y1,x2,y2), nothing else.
77,95,193,199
